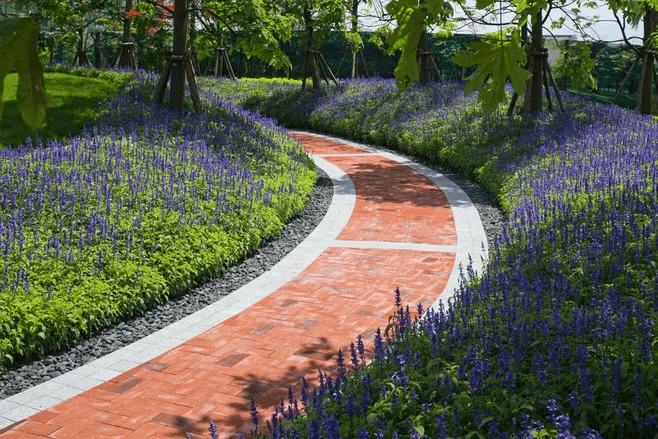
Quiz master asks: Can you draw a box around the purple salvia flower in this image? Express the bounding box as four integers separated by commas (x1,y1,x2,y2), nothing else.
301,377,309,407
207,420,219,439
350,342,359,370
249,397,258,430
356,334,365,365
336,349,347,381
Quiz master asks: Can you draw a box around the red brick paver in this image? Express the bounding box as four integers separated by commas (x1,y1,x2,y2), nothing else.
1,133,458,439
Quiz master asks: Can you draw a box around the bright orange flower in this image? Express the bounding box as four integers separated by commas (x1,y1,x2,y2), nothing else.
125,9,142,19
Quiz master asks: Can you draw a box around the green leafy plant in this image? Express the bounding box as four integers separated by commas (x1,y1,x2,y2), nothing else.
385,0,453,90
452,30,532,113
0,18,48,130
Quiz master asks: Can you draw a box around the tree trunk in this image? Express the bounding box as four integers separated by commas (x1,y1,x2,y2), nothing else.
75,28,90,66
169,0,188,111
524,12,544,112
93,32,103,67
122,0,132,42
304,7,321,89
117,0,133,68
350,0,359,78
636,10,656,115
417,29,429,84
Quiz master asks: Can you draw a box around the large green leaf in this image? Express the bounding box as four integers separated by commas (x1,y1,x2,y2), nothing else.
0,18,48,130
385,0,426,90
386,0,453,90
452,31,532,113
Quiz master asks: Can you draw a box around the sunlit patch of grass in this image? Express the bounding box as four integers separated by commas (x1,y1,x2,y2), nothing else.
0,72,121,148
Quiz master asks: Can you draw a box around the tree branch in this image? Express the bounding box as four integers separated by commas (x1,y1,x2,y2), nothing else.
613,9,639,52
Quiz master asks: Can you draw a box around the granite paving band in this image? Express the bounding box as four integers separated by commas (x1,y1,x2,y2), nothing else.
0,132,487,438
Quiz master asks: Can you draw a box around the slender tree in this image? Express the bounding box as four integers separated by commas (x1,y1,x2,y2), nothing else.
198,0,295,74
8,0,117,66
284,0,346,89
168,0,187,110
607,0,658,113
384,0,453,90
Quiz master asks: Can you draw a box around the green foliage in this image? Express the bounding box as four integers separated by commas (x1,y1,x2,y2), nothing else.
0,69,126,147
43,63,133,87
344,30,364,51
385,0,453,90
0,18,48,130
368,25,392,49
385,0,427,89
201,0,296,71
553,41,597,90
453,30,532,113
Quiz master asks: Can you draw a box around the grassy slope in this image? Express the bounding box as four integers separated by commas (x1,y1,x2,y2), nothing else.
0,72,121,148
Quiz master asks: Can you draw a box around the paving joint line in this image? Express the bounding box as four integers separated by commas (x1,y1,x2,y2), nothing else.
293,131,489,308
330,240,458,253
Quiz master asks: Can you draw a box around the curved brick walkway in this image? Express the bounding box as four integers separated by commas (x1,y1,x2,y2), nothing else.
0,132,487,439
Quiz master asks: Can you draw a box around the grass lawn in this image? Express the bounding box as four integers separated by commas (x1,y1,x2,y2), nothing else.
567,86,638,110
0,72,122,148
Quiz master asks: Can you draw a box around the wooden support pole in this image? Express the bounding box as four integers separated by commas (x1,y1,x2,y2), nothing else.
301,49,310,90
154,50,201,112
184,57,202,113
545,61,565,112
359,50,369,79
543,62,553,111
613,52,641,104
429,54,443,83
337,47,349,77
318,52,339,85
507,93,519,117
224,50,236,80
315,52,330,85
155,58,173,105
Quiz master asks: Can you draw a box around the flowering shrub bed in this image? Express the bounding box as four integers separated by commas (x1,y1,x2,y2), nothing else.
0,71,315,367
206,79,658,438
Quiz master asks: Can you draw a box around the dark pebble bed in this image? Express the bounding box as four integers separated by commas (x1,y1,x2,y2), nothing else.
0,135,505,400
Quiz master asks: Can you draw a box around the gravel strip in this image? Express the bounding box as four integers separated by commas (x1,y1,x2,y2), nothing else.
0,136,504,400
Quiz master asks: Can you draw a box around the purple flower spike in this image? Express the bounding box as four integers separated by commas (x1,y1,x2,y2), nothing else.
249,397,259,430
336,349,346,381
350,342,359,370
207,420,219,439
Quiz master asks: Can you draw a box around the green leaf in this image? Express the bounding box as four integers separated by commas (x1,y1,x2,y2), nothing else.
452,31,531,112
385,0,426,90
412,424,425,437
476,0,496,8
0,18,48,130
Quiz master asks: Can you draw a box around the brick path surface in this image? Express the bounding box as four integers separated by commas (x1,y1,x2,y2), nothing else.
0,132,487,438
